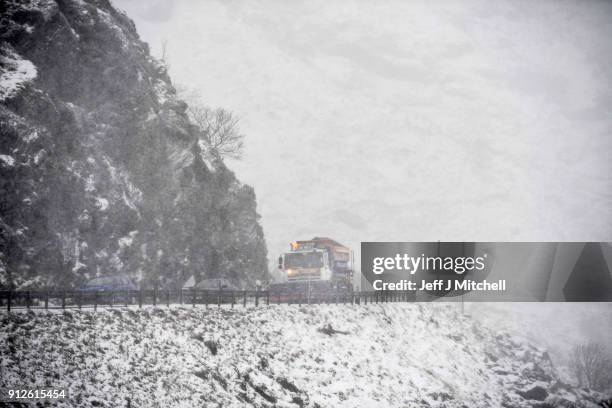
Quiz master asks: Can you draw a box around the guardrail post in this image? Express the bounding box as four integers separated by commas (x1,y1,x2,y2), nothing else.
125,290,129,307
45,289,49,310
7,290,11,312
78,291,82,310
231,291,235,308
26,290,31,310
94,291,98,311
62,291,66,309
243,290,247,307
217,290,221,308
139,289,143,308
255,289,259,307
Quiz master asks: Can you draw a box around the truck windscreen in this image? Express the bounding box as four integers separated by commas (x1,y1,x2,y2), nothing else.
285,252,323,268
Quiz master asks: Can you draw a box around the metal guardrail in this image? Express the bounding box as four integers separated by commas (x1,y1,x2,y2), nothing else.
0,288,415,311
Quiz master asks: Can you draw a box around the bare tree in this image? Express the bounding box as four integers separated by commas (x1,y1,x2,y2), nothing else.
176,84,245,160
570,343,612,392
188,106,244,160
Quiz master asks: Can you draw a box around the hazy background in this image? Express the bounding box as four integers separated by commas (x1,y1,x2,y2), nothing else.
113,0,612,272
109,0,612,375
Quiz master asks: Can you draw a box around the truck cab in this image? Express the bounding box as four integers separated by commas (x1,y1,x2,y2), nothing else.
278,237,353,291
279,248,332,281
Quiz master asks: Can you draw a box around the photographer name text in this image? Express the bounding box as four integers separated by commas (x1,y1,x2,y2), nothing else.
372,279,506,291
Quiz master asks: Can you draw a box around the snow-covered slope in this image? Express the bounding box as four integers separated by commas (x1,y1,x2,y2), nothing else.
0,46,37,102
467,302,612,384
0,304,606,407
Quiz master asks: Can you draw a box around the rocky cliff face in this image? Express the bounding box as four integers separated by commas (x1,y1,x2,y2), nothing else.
0,0,268,289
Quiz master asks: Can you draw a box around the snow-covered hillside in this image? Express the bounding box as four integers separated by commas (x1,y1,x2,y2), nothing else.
467,302,612,385
0,304,606,407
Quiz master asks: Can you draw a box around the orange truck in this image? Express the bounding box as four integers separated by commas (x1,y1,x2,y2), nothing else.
272,237,354,295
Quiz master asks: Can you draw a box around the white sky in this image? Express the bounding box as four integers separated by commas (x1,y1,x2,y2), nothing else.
113,0,612,269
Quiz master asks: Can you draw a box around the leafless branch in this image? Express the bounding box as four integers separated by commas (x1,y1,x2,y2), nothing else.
176,85,245,160
570,343,612,392
188,105,244,160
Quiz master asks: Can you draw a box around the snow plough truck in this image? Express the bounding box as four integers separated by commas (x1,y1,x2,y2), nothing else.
269,237,354,300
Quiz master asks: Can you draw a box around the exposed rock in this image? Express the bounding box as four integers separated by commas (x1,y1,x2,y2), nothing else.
318,323,349,336
0,0,267,290
517,385,548,401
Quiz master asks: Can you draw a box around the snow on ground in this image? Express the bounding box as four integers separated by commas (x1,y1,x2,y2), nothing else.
0,46,37,102
0,154,16,167
466,302,612,383
0,304,606,407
